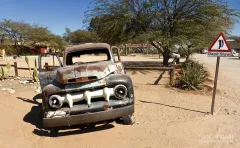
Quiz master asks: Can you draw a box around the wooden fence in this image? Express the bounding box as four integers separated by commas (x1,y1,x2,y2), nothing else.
0,62,38,77
124,66,175,86
0,61,175,86
123,61,175,86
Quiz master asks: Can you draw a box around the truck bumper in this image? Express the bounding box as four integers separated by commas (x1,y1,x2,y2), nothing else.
43,105,134,127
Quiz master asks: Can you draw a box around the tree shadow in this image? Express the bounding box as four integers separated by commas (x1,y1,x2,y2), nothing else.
146,83,166,86
227,57,240,60
17,94,43,129
153,70,166,85
139,100,208,114
16,94,41,105
148,57,162,59
19,94,115,137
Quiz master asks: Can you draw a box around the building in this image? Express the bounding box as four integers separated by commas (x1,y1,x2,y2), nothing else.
227,39,240,53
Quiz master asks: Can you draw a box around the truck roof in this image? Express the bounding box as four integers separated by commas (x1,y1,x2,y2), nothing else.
64,43,111,55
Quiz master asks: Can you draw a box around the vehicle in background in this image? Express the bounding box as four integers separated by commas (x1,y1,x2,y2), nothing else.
201,49,208,54
170,52,181,64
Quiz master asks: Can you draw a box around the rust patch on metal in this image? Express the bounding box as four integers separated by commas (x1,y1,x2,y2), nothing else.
103,103,109,110
63,76,98,84
74,65,88,72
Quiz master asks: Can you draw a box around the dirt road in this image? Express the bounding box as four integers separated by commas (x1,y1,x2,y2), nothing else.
0,54,239,148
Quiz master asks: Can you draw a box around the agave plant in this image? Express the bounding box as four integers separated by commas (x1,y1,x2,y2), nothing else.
0,63,11,79
0,66,4,79
32,58,39,82
176,60,206,90
25,56,32,77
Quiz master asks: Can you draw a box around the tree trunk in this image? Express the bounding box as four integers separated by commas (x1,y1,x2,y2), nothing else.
124,44,127,56
15,41,21,56
163,53,169,67
158,50,161,59
162,45,170,66
185,55,190,61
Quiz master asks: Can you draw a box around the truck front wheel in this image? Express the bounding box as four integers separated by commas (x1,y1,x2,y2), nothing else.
121,114,135,125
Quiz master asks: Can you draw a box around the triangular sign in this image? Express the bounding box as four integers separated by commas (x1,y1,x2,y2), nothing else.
208,32,231,52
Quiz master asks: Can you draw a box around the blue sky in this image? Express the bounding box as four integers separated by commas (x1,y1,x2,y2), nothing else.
0,0,239,36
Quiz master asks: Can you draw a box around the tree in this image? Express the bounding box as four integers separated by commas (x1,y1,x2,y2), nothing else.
27,26,66,51
86,0,154,45
85,0,239,66
177,1,237,61
0,19,31,53
0,19,66,55
50,35,67,52
63,28,98,44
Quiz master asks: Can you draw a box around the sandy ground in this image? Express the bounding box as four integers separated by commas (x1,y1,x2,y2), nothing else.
0,54,240,148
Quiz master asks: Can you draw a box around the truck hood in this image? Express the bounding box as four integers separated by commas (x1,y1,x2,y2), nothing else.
56,61,116,84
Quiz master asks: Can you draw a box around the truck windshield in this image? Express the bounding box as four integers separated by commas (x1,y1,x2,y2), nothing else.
66,48,111,65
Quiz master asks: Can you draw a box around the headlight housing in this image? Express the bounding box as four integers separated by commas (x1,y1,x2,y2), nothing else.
114,84,127,99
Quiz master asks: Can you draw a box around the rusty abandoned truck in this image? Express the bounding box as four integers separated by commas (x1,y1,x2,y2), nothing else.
38,43,135,128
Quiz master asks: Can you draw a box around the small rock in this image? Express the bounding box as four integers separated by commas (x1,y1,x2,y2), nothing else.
19,80,30,85
29,83,33,85
1,88,15,94
35,89,41,93
34,86,42,93
9,89,15,94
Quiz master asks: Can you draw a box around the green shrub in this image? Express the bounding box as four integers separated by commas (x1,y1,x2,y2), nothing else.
5,46,33,56
33,68,38,82
25,56,32,77
0,63,11,79
33,58,39,82
176,60,206,90
0,67,5,79
5,46,18,55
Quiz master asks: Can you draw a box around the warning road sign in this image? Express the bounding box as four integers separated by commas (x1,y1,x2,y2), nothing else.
208,32,231,115
208,32,231,57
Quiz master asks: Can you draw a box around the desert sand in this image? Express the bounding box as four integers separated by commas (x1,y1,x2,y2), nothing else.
0,54,239,148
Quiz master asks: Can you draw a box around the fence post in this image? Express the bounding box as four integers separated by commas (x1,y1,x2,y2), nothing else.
14,62,18,77
45,62,48,70
169,67,175,86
